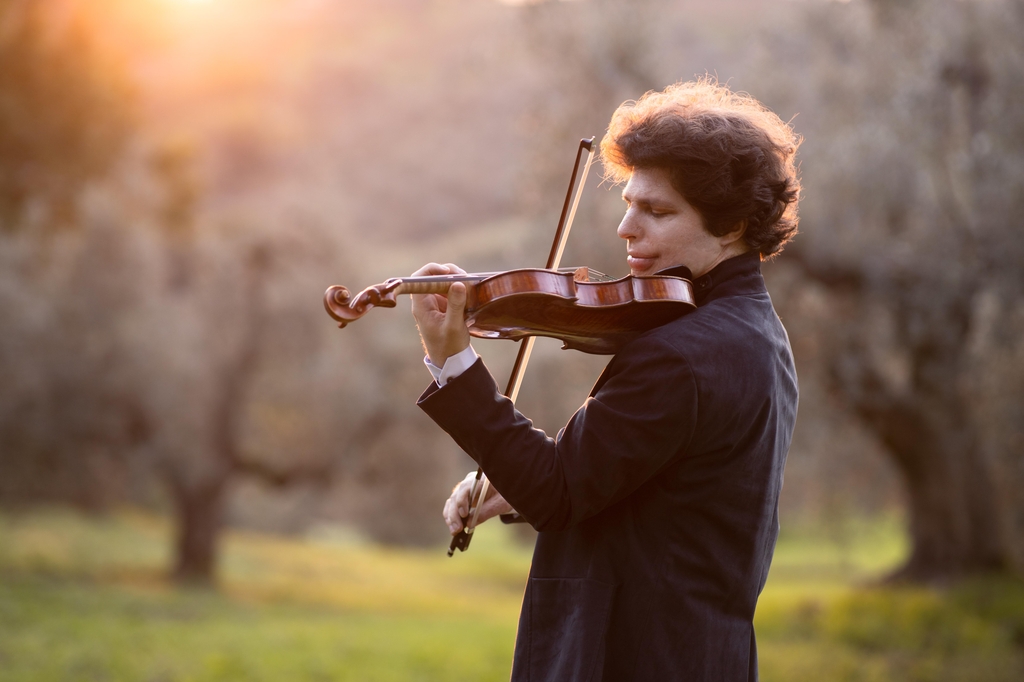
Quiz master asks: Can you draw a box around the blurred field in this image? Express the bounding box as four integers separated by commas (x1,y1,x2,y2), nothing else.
1,509,1021,682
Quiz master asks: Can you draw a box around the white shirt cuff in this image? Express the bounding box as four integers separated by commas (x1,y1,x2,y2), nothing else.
424,344,479,386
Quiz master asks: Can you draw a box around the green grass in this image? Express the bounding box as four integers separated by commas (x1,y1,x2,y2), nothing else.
755,518,1024,682
0,510,525,682
0,509,1021,681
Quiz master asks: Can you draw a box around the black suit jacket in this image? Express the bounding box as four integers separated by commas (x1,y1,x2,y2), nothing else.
418,252,798,682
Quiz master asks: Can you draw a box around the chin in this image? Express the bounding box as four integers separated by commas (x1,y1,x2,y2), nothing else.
633,265,659,277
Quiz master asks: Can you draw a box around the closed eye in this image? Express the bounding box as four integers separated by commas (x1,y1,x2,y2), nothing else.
623,192,675,217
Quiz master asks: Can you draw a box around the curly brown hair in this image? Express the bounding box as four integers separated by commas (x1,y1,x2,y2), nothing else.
601,79,801,257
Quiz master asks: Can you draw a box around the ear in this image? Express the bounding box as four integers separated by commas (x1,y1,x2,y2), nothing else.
718,220,747,246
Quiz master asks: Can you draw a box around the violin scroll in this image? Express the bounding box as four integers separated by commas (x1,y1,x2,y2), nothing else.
324,278,404,328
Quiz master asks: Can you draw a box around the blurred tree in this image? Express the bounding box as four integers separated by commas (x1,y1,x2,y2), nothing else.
0,217,152,509
142,138,454,580
0,0,142,509
142,145,322,582
0,0,133,232
0,0,522,581
769,0,1024,580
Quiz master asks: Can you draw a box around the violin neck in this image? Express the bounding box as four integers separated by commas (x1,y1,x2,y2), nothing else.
393,275,483,295
395,267,612,295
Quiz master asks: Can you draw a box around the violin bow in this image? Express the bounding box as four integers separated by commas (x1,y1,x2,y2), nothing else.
449,137,596,556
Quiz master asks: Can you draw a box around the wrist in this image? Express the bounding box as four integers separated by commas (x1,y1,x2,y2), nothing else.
425,340,470,368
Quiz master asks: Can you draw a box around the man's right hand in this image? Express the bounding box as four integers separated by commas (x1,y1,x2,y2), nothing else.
443,471,514,535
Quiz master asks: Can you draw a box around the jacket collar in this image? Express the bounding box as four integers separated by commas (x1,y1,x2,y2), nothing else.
655,250,764,306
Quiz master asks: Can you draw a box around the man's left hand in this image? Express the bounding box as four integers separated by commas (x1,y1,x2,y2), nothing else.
410,262,471,367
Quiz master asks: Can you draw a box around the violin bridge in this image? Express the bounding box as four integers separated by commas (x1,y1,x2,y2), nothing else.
572,267,613,283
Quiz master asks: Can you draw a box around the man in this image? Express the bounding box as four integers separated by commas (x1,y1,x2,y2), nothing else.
411,80,800,682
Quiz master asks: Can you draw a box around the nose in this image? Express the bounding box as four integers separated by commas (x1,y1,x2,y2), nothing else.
617,207,639,241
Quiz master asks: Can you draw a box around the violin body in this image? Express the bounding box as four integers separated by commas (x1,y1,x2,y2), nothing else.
324,267,695,355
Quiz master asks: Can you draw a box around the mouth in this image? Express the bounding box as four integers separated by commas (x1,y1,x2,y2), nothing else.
627,253,658,273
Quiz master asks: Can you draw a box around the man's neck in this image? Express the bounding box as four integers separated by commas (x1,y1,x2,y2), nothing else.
692,244,752,279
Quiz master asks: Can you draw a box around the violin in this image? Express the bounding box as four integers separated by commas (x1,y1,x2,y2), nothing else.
323,266,695,355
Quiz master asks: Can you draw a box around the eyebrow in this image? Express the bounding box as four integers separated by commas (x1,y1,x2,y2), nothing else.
622,192,671,209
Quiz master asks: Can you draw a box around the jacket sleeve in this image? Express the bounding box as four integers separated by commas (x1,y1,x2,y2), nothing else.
417,334,698,532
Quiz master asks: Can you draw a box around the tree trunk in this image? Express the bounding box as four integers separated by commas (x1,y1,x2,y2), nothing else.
170,477,227,585
162,246,275,584
855,395,1013,581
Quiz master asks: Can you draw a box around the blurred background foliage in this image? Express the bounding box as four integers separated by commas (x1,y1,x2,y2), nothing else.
1,0,1022,679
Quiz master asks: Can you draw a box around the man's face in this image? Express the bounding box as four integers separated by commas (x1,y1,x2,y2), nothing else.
618,167,728,278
